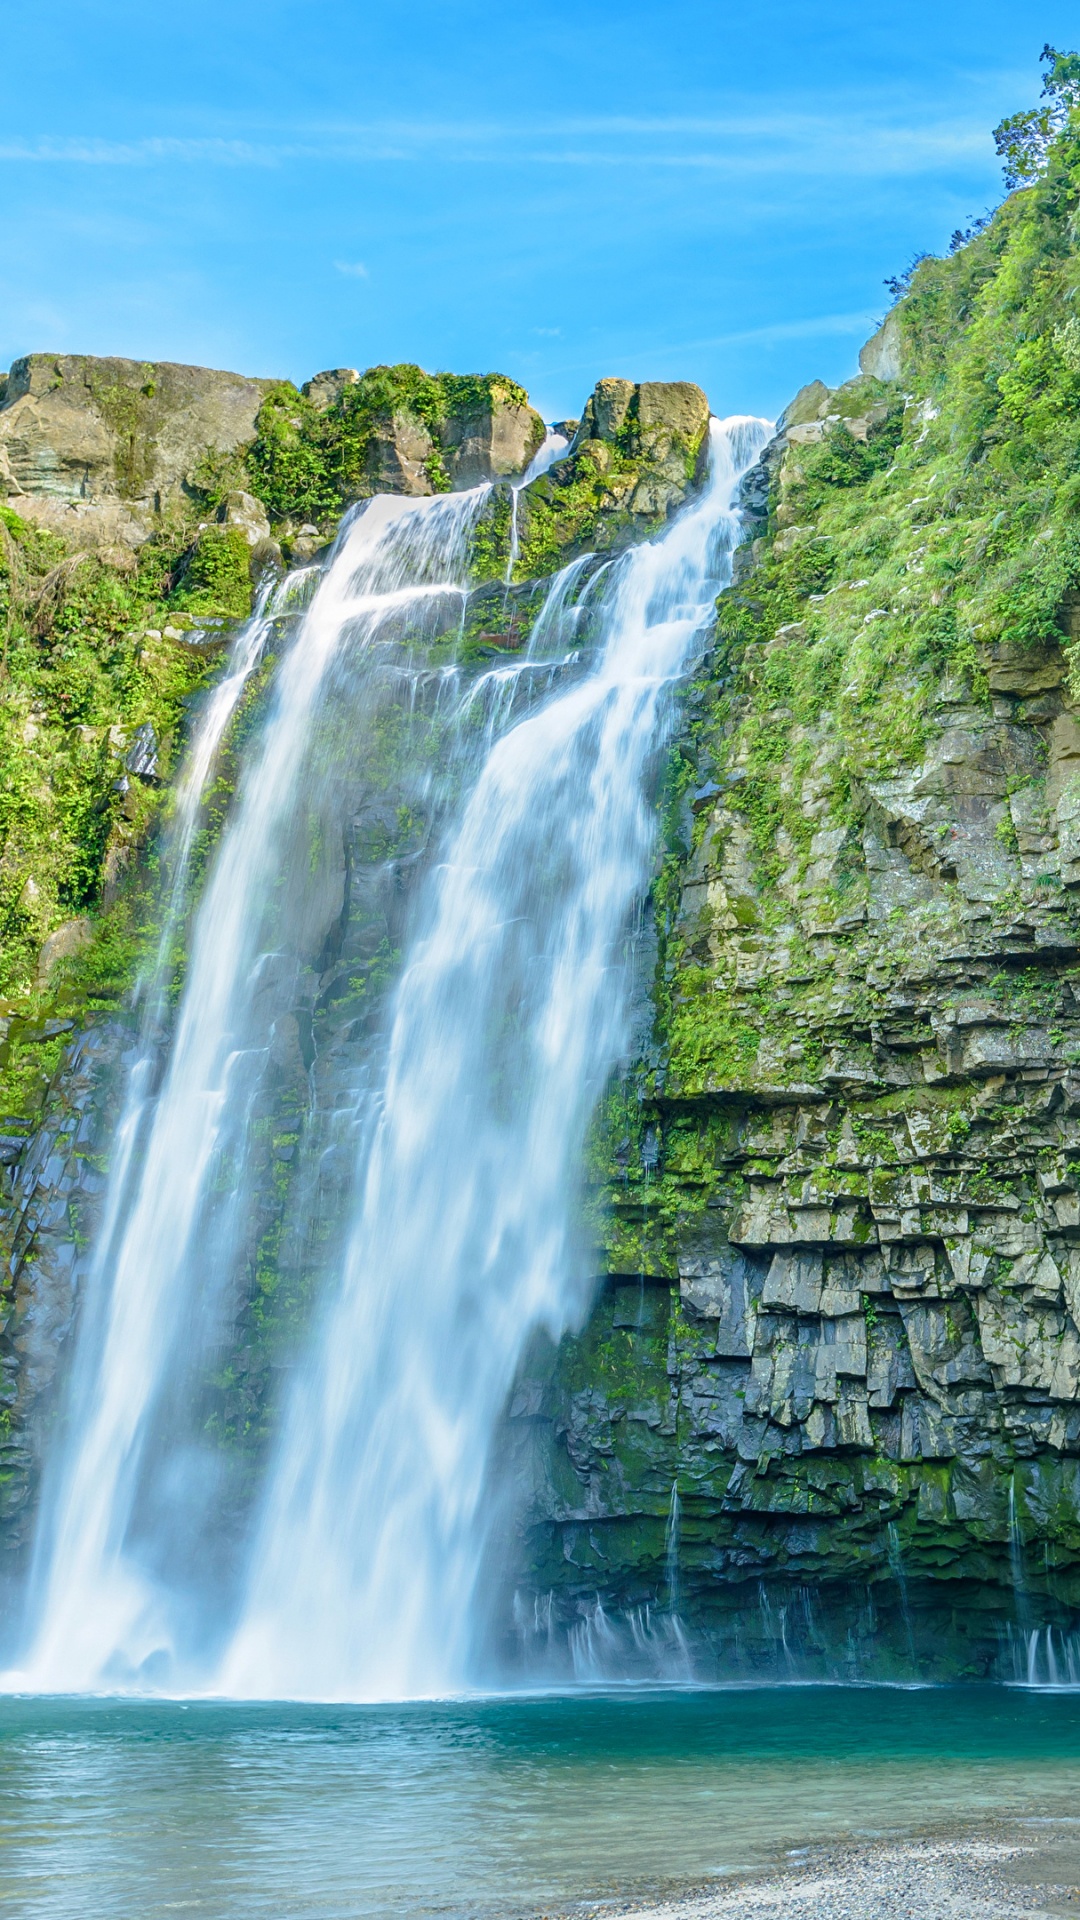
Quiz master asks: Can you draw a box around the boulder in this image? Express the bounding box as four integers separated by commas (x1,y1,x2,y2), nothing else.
777,380,832,431
858,311,904,384
586,378,636,441
0,353,276,543
125,723,159,782
579,378,709,463
302,368,360,413
217,490,271,547
636,380,709,444
367,412,438,495
35,917,93,986
440,387,545,488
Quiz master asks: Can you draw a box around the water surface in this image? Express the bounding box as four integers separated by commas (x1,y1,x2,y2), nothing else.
1,1687,1079,1917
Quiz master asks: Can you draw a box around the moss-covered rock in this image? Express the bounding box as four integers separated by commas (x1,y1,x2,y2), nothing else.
510,79,1080,1669
0,353,276,547
246,365,545,522
512,377,711,580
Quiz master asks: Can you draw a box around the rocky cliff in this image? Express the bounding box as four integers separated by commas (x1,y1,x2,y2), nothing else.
511,94,1080,1679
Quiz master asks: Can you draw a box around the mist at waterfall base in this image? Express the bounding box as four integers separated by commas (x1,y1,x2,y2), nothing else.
8,417,778,1701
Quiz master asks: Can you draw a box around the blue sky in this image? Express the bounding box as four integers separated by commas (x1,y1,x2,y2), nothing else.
1,3,1075,423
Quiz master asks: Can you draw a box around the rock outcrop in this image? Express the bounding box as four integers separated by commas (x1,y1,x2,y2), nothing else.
0,354,276,545
512,377,710,577
440,384,546,488
0,354,550,544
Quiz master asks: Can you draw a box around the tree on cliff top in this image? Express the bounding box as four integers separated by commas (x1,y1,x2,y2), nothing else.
994,44,1080,189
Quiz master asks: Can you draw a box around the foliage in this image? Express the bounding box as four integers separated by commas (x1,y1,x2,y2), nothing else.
246,366,529,524
0,512,215,1010
173,526,253,620
647,47,1080,1094
993,44,1080,189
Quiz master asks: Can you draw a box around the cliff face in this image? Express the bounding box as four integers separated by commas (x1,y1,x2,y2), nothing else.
4,100,1080,1678
513,115,1080,1677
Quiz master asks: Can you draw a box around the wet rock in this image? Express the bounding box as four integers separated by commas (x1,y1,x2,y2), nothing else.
124,723,159,783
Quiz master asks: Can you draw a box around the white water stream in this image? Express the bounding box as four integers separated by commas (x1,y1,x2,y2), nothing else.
224,415,766,1698
15,418,765,1697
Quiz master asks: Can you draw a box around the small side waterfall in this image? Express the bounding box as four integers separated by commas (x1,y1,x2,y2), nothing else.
15,487,490,1691
506,430,568,581
665,1483,682,1616
1008,1479,1030,1631
223,416,767,1699
886,1522,918,1674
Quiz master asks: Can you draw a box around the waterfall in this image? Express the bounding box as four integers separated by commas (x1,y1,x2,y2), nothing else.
13,486,490,1692
221,414,768,1700
1008,1478,1032,1636
665,1483,682,1617
506,430,569,582
886,1521,918,1673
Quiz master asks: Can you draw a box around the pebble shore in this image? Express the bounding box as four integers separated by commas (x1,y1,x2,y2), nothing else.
609,1833,1080,1920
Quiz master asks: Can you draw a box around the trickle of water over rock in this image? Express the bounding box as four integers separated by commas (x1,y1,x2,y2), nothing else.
506,429,568,581
222,416,768,1700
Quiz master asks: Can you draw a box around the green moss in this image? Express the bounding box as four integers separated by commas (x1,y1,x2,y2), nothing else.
173,525,253,620
0,519,217,1010
513,439,670,580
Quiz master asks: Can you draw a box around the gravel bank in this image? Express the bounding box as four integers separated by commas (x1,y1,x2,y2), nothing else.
606,1831,1080,1919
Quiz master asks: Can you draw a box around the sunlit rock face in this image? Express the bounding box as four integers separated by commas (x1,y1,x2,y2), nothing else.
0,354,277,546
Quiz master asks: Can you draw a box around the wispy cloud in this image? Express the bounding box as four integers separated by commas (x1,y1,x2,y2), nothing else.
0,109,993,181
0,136,283,166
524,311,880,381
334,260,369,278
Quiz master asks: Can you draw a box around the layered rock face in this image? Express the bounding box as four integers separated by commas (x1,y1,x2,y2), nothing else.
512,134,1080,1676
517,627,1080,1672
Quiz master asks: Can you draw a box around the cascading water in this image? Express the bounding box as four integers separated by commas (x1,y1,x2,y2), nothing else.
222,414,768,1699
14,485,490,1692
